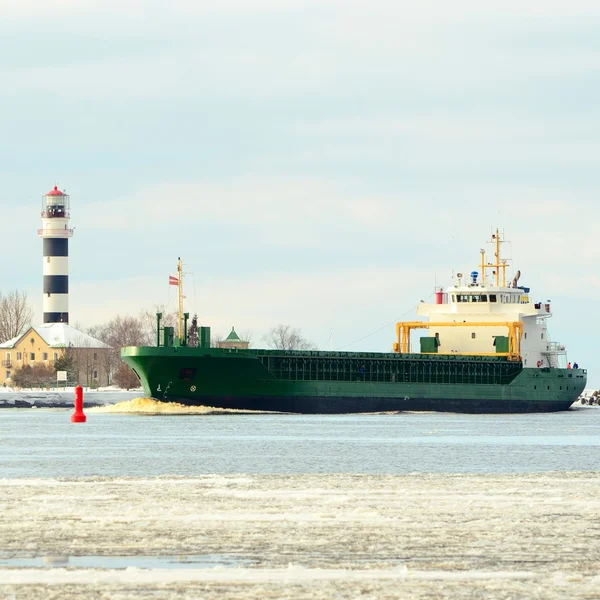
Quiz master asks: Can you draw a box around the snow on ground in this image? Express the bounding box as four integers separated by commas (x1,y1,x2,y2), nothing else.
0,390,140,408
0,393,266,411
0,473,599,599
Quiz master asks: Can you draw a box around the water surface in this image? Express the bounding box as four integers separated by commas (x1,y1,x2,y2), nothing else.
1,407,599,477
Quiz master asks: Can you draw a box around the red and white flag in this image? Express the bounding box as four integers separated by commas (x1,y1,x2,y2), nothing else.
169,275,179,286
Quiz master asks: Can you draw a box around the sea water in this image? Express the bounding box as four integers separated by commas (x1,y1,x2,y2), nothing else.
0,405,599,478
1,405,599,599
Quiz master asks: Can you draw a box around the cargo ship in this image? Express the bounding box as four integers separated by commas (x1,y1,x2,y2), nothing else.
121,230,586,413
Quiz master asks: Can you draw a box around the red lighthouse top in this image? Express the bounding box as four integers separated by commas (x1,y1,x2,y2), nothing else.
46,185,66,196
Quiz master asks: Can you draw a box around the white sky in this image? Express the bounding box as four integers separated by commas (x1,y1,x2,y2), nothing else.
1,1,599,382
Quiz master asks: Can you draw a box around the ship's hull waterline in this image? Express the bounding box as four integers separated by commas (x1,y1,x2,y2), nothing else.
121,347,586,414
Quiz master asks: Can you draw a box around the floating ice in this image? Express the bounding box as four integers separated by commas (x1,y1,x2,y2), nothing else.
0,474,599,598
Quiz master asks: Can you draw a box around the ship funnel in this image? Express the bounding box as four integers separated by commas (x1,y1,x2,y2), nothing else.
511,269,521,288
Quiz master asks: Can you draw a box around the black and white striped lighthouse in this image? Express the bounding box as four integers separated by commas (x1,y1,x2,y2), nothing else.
38,186,73,324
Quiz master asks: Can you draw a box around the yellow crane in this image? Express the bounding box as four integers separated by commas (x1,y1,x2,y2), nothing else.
393,321,523,360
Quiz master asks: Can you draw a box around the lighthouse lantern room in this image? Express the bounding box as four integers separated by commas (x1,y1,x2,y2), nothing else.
38,185,74,324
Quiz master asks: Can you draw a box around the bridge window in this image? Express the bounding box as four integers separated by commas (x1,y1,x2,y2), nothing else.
458,294,489,303
489,294,497,302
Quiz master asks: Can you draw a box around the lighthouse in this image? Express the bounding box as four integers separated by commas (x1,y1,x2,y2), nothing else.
38,186,73,324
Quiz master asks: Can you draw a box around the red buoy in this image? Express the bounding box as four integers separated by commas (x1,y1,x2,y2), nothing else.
71,385,86,423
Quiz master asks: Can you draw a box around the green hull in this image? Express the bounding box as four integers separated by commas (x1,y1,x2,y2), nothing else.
121,347,587,414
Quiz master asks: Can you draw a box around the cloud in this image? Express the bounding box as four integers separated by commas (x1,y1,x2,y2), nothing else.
67,264,433,350
2,0,599,384
5,0,600,19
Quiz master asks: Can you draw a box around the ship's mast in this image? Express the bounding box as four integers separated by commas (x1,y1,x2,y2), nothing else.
177,257,184,341
480,228,509,287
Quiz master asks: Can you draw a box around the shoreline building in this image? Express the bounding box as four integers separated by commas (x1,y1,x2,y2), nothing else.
0,185,111,388
216,327,250,350
1,323,110,387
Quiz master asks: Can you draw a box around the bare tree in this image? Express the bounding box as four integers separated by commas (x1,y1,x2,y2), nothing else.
88,316,147,384
69,335,100,388
139,304,178,344
210,332,224,348
0,290,33,343
238,329,254,348
12,363,56,389
113,362,141,390
262,325,315,351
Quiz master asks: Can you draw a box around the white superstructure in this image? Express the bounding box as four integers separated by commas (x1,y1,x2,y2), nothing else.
412,230,566,368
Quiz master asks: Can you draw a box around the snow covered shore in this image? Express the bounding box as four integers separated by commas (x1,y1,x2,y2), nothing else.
0,473,599,599
0,389,141,408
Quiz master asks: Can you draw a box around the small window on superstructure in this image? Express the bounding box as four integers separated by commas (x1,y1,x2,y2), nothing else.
471,332,476,339
452,294,456,302
524,332,527,339
541,333,544,340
